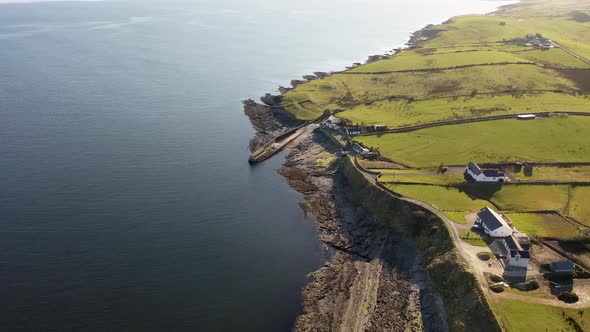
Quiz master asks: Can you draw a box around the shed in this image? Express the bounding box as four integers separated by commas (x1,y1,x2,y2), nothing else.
550,261,575,276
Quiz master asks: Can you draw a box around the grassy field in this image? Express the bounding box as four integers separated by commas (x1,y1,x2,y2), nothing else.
356,117,590,167
505,212,580,238
515,48,590,69
347,50,532,73
511,165,590,182
384,184,490,211
494,299,590,332
569,186,590,227
444,211,469,224
281,64,581,120
337,92,590,129
377,169,464,185
485,185,570,212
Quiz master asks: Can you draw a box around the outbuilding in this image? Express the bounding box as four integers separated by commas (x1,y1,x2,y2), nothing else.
325,115,341,130
549,261,575,277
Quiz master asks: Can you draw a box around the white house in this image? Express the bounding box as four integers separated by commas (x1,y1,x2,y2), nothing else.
502,235,530,268
466,162,506,182
325,115,341,130
352,143,371,156
475,207,513,238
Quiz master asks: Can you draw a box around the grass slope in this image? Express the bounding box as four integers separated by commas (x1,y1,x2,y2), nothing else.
494,299,590,332
385,184,490,211
337,92,590,129
505,212,580,238
356,117,590,167
569,186,590,227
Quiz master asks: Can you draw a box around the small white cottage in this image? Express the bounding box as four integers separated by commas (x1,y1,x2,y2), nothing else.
466,162,506,182
325,115,342,130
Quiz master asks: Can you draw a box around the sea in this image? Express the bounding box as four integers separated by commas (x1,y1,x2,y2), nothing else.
0,0,511,330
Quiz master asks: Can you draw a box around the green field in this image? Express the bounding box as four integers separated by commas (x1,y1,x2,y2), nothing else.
486,185,570,212
494,299,590,332
505,212,580,238
356,117,590,167
337,92,590,129
281,64,580,120
444,211,469,224
347,50,532,73
569,186,590,227
384,184,490,211
511,165,590,182
377,169,464,185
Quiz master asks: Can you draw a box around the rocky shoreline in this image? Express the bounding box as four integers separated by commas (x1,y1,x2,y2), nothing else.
243,98,448,330
279,130,445,332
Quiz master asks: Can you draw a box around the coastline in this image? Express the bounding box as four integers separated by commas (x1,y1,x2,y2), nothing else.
243,2,517,331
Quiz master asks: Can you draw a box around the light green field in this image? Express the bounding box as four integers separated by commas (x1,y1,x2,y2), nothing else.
511,165,590,182
486,185,570,212
569,186,590,227
514,48,590,68
337,92,590,128
444,211,469,224
384,184,490,211
355,117,590,167
505,213,580,238
377,170,463,185
281,64,580,120
494,299,590,332
348,50,532,73
341,65,578,101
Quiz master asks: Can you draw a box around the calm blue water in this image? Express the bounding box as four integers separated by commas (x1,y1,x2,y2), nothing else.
0,0,510,330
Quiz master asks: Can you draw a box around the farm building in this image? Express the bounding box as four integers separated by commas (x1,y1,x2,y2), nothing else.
465,161,506,182
502,235,530,268
513,232,531,250
476,207,513,238
549,261,575,277
352,143,371,156
345,127,362,136
325,116,341,130
371,124,387,131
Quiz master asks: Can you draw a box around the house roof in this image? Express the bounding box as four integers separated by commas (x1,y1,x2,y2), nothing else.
478,207,510,231
467,162,482,176
510,250,530,259
504,235,520,251
327,115,341,123
550,261,575,272
514,232,531,246
482,169,505,177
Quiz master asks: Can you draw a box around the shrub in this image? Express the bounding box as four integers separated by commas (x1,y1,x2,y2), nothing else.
558,292,579,303
524,280,540,291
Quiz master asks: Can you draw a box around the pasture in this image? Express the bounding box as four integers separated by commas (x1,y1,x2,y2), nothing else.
355,117,590,167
